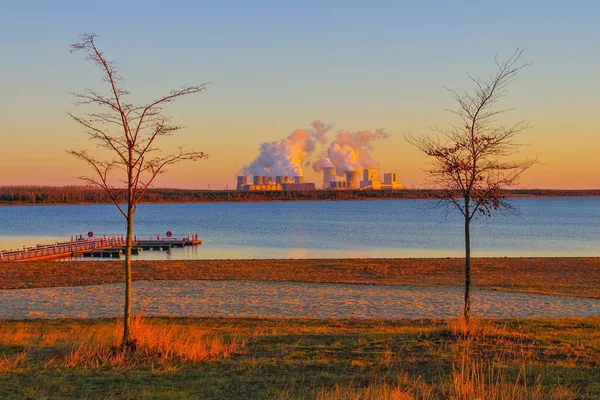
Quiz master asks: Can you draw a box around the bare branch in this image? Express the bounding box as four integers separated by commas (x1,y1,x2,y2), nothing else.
67,150,127,218
406,48,535,220
133,149,209,204
68,33,209,347
68,33,209,220
131,83,209,143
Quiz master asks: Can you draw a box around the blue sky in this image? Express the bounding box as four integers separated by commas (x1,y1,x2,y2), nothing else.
0,1,599,188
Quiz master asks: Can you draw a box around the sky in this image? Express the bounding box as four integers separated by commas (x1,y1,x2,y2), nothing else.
0,1,598,190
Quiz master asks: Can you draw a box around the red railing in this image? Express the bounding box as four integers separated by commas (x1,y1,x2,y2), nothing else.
0,233,200,262
132,233,199,242
0,235,125,262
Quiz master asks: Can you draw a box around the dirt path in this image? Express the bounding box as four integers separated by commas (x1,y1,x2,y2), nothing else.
2,280,599,320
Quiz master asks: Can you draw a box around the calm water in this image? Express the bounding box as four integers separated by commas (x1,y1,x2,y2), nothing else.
0,197,598,259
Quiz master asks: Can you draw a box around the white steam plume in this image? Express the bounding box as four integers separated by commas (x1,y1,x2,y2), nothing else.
242,120,332,177
313,128,390,174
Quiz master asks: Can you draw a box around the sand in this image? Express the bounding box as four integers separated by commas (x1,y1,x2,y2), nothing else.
1,258,599,298
2,280,599,320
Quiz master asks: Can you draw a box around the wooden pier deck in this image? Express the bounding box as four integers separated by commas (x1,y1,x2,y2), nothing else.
0,233,201,262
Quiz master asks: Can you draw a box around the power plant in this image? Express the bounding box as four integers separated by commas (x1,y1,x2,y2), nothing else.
238,120,401,191
237,175,315,191
327,168,402,190
237,168,402,191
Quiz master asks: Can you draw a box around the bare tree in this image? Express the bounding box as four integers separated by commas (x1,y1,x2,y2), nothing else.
68,34,208,349
406,49,536,324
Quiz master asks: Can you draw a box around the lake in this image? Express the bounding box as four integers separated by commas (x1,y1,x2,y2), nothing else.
0,197,598,259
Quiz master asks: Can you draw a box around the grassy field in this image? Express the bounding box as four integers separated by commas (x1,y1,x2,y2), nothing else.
0,316,599,399
1,258,599,398
2,257,599,298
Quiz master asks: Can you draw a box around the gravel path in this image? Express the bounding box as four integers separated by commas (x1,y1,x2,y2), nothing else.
1,280,599,320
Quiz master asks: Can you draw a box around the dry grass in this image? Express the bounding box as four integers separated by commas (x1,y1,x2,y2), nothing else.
128,315,244,362
315,341,581,400
1,317,598,399
0,351,27,372
316,381,418,400
446,316,518,339
315,362,579,400
2,257,600,298
448,356,535,400
0,315,245,371
312,317,593,400
314,373,433,400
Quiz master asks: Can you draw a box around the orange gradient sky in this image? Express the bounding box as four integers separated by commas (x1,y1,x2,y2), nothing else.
0,2,598,190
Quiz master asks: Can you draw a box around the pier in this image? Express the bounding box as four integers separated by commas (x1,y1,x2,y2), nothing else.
0,233,201,262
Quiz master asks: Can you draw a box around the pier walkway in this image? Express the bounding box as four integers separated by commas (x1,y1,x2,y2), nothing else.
0,233,201,262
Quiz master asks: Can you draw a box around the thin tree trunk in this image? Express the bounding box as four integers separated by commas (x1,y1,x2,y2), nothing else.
123,208,133,346
464,212,471,323
123,161,134,348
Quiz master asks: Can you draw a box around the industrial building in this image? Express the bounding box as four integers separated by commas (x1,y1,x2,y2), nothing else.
236,168,401,191
327,168,403,190
237,175,316,191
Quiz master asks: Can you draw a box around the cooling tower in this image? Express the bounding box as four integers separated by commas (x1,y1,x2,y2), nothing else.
253,176,264,185
345,170,359,189
237,176,247,190
294,176,305,184
322,167,336,189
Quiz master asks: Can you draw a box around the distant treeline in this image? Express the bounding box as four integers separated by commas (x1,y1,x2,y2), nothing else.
0,186,599,205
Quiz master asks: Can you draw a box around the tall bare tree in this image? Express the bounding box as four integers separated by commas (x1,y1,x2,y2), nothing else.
68,34,208,348
406,49,536,324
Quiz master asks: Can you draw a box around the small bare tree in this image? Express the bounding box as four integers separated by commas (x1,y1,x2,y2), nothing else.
406,49,536,324
68,34,208,348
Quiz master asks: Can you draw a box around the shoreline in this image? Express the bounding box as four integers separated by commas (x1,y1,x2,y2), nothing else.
1,190,599,207
1,194,600,207
2,195,600,207
2,257,599,299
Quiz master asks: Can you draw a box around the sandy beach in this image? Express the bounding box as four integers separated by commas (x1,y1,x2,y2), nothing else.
2,279,599,320
1,257,599,298
2,257,599,320
1,257,599,320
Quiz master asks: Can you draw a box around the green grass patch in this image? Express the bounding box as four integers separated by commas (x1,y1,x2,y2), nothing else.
1,317,599,399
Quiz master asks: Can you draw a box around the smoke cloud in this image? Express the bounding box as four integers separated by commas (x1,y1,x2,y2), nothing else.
241,120,332,177
241,121,390,178
313,129,390,175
